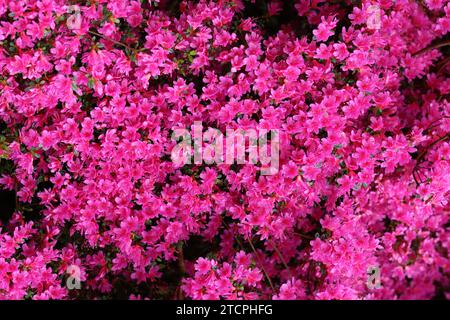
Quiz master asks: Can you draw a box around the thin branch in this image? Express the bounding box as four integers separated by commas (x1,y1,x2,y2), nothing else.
415,134,449,164
269,239,293,280
294,231,315,240
223,220,275,293
413,134,450,185
247,235,275,293
437,56,450,74
88,30,134,51
177,244,186,275
174,243,185,300
413,40,450,56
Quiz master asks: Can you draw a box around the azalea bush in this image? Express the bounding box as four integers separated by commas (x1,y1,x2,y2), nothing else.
0,0,449,300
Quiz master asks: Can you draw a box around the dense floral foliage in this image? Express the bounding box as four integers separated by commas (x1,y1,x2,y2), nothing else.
0,0,449,300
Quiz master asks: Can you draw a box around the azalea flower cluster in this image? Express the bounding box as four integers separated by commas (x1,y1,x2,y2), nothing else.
0,0,449,300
